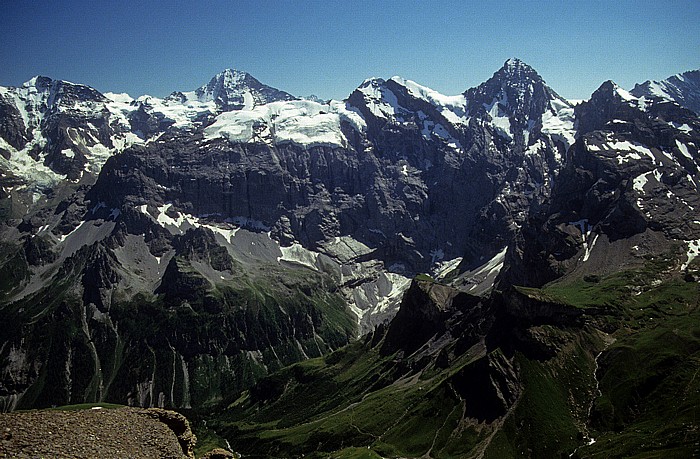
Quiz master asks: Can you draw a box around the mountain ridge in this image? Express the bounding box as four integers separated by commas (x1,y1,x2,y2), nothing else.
0,58,698,459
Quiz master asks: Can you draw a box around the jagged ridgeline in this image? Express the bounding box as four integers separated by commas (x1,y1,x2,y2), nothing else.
1,59,699,457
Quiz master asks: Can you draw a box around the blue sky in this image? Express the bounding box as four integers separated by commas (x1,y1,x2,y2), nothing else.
1,1,698,101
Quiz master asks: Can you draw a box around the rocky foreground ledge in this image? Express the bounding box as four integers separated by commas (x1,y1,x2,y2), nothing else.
0,406,206,458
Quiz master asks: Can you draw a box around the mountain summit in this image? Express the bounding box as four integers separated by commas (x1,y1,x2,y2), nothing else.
192,68,296,110
464,58,569,127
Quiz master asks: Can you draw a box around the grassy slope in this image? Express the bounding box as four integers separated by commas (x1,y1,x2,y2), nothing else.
207,251,700,458
211,311,600,457
0,241,356,411
210,339,481,458
540,251,700,458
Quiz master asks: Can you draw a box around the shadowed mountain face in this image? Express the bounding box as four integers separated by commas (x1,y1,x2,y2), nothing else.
0,58,699,457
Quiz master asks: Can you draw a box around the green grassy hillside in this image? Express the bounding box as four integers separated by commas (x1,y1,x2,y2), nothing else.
203,252,700,458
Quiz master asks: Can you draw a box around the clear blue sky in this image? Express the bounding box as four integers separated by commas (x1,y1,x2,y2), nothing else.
1,1,699,101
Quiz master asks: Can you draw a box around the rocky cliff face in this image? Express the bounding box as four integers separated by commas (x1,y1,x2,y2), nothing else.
1,60,699,414
500,78,700,288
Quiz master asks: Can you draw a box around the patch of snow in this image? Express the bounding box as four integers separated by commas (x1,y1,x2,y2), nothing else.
660,149,680,166
633,171,652,193
609,140,656,163
587,138,657,164
484,92,512,139
615,86,636,102
432,257,463,280
669,121,692,133
681,239,700,271
206,224,239,243
541,97,576,151
278,243,319,270
374,273,412,314
570,219,599,262
525,139,544,156
471,247,508,281
676,139,693,160
226,216,270,231
58,220,86,242
241,90,254,110
646,81,672,99
390,76,468,126
155,203,198,229
582,233,599,262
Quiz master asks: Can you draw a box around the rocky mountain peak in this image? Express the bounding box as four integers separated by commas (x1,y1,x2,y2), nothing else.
631,68,700,115
19,75,107,106
464,58,568,137
202,68,252,94
592,80,636,101
497,58,540,83
574,80,643,134
193,68,295,111
22,75,53,90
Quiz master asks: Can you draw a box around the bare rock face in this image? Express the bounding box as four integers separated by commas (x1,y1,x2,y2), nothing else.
380,280,483,356
500,78,700,288
144,408,197,459
0,95,29,152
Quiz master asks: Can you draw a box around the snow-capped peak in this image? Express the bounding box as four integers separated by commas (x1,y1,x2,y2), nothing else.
465,58,563,123
494,58,540,84
631,68,700,115
388,76,468,125
23,75,50,88
592,80,644,108
389,76,466,109
193,68,295,111
352,77,401,119
359,77,386,88
194,69,253,106
503,57,529,71
198,69,251,96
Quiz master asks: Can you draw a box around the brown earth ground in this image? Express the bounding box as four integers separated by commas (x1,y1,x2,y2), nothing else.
0,406,196,459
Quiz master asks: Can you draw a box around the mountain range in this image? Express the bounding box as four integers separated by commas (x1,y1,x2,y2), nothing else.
0,59,699,458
